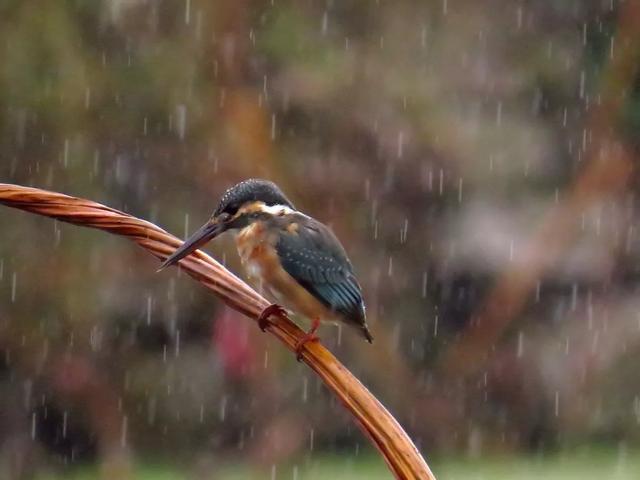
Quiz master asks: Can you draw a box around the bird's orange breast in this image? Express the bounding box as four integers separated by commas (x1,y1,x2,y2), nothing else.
235,221,334,321
235,221,273,279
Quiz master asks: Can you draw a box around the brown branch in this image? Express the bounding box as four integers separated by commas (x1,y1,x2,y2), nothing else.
0,183,435,480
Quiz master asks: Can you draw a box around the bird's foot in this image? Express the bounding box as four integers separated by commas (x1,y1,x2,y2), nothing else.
257,304,287,332
294,318,321,361
294,333,319,361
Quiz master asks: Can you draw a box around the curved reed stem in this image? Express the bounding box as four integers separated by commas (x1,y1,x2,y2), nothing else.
0,183,435,480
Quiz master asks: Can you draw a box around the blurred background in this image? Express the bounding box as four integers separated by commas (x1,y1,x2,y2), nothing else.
1,1,640,478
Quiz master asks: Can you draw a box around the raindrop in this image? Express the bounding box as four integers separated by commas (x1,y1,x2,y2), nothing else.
554,391,560,417
24,380,32,409
175,329,181,357
309,428,315,451
62,411,68,438
93,149,100,177
421,272,428,298
90,326,102,352
220,396,227,421
184,0,191,25
148,396,156,425
54,220,61,247
63,138,69,167
176,104,187,140
11,271,17,302
400,219,408,243
121,415,128,448
302,377,308,402
517,331,524,357
146,295,152,325
321,11,328,35
31,411,36,440
271,113,277,140
516,6,523,30
610,36,615,59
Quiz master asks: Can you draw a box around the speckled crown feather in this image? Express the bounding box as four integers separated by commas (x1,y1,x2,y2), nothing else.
214,179,295,216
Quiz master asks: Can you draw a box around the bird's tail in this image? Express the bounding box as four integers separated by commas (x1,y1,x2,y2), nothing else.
361,324,374,344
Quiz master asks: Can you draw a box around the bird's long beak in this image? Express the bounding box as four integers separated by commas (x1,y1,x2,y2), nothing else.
158,219,226,271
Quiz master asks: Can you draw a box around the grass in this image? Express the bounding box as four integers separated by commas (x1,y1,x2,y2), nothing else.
431,447,640,480
32,447,640,479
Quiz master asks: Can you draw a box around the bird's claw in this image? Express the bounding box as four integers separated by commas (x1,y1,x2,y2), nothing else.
257,304,287,332
294,333,320,361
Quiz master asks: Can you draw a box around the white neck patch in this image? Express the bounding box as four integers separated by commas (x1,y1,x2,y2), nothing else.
256,203,296,216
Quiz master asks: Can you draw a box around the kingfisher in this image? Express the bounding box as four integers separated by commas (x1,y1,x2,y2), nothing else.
159,179,373,358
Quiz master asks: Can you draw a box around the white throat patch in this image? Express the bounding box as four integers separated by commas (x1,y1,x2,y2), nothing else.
256,203,296,216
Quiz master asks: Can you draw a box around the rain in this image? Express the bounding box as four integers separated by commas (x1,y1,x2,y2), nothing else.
1,1,640,479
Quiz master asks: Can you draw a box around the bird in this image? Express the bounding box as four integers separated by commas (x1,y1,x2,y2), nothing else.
158,178,373,359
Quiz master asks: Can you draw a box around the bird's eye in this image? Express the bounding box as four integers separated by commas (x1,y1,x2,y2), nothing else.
221,202,240,217
217,212,231,223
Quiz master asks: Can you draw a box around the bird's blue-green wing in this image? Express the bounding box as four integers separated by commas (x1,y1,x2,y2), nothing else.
274,217,367,330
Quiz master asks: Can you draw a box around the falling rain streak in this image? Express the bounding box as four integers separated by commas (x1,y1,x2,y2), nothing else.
0,1,637,478
11,272,17,302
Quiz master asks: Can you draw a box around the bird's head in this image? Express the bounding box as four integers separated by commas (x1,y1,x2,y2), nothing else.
158,179,294,270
